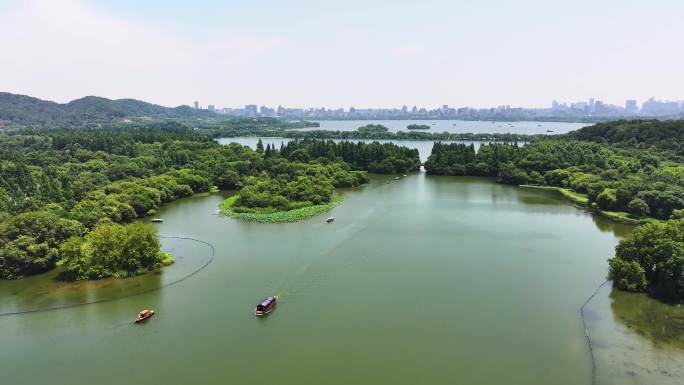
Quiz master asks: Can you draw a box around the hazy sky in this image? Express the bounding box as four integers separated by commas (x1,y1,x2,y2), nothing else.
1,0,683,108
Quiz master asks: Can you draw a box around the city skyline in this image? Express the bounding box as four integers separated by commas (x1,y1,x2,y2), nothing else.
190,96,684,120
1,0,683,108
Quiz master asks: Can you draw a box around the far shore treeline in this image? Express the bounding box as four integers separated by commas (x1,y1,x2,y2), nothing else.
2,101,684,303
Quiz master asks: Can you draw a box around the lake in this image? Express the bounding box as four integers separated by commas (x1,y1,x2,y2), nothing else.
303,119,588,135
1,175,683,385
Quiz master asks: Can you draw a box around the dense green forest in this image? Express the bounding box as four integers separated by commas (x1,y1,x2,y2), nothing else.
279,139,420,173
0,125,417,279
565,119,684,153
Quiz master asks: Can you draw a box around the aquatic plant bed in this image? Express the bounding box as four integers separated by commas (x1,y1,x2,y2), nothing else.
219,194,343,223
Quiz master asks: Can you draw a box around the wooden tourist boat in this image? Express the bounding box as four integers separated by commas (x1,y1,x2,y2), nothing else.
326,217,335,223
255,296,277,316
134,309,155,323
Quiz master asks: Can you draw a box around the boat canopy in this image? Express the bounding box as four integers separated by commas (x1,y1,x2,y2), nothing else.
259,297,275,307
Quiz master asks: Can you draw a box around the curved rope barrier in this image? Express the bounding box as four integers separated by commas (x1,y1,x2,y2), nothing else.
580,279,610,385
0,236,215,317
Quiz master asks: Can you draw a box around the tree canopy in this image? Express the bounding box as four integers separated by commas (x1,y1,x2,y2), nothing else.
58,221,172,280
609,219,684,301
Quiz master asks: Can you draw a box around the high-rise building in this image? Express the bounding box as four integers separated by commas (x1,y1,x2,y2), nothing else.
260,105,275,117
244,104,258,116
594,100,604,113
625,100,638,113
194,101,199,110
208,105,215,112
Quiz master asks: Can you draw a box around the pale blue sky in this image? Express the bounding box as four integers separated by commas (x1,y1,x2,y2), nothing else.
2,0,683,108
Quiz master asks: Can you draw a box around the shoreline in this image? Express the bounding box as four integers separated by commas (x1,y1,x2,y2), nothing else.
219,193,344,223
519,184,652,225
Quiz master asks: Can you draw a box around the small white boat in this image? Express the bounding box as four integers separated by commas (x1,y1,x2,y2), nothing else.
326,217,335,223
151,218,163,223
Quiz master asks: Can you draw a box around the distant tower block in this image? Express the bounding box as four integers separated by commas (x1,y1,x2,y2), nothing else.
194,101,199,109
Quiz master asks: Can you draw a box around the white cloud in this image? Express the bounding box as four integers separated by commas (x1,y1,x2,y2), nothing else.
386,43,423,57
0,0,286,106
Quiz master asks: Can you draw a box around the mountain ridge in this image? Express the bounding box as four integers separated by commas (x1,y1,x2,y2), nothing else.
0,92,214,125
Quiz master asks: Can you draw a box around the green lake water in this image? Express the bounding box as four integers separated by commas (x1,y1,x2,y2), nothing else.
1,174,683,385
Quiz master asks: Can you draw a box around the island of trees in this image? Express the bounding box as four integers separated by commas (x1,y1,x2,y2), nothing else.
407,124,430,130
219,139,420,222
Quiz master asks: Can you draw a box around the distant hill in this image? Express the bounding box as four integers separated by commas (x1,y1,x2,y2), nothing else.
0,92,215,126
565,119,684,152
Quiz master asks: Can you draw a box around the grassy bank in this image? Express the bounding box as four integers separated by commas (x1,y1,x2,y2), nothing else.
519,185,588,205
219,193,343,223
519,184,653,225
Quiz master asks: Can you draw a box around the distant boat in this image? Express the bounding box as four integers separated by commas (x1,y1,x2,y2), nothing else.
546,130,554,133
394,176,400,180
326,217,335,223
134,309,155,323
255,296,277,316
151,218,163,223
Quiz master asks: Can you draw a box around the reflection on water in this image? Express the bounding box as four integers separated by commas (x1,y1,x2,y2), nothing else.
590,215,633,239
609,288,684,348
0,238,211,315
585,282,684,385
